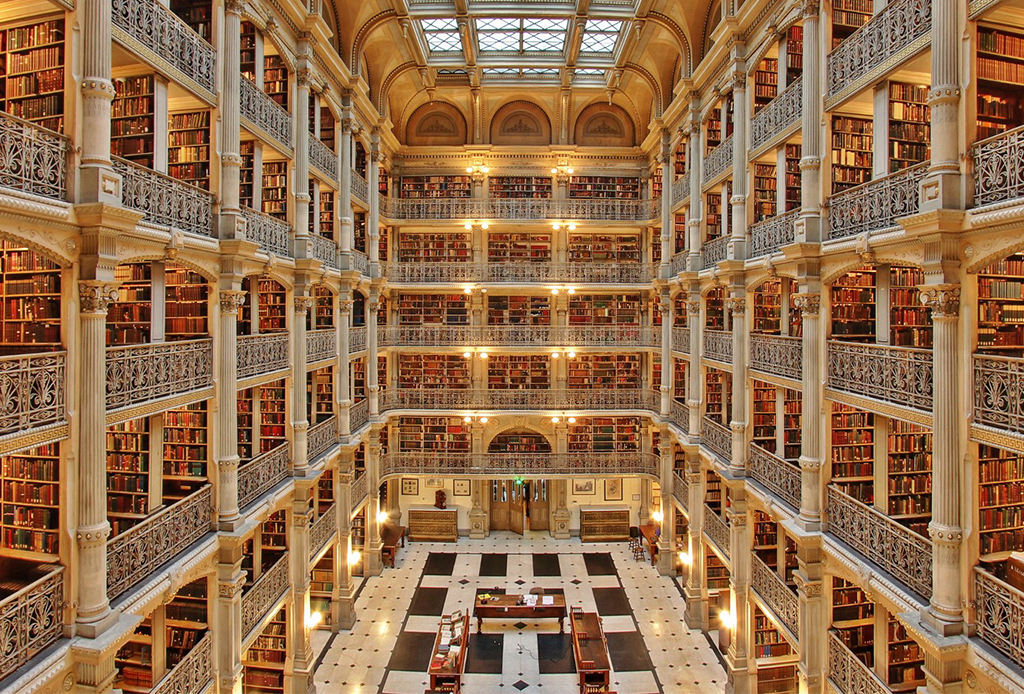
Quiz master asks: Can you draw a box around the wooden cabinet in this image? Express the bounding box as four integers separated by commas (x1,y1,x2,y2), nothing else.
579,508,630,542
408,508,458,542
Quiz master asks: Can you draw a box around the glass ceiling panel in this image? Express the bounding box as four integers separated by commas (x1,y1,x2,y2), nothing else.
420,18,463,53
579,19,621,53
476,17,568,53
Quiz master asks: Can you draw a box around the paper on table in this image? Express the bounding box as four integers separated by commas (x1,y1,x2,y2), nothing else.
541,596,554,605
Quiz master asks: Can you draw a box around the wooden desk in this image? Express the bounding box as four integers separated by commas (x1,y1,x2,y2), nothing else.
639,524,660,566
408,508,458,542
473,593,567,633
570,609,613,694
427,614,469,694
381,524,406,568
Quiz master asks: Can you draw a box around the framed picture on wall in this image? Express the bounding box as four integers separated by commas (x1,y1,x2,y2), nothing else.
573,479,595,495
425,478,444,489
453,479,471,496
605,478,623,501
401,478,419,495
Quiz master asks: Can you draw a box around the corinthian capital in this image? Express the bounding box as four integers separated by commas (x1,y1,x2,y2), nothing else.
791,292,820,315
294,296,314,313
725,297,746,315
919,284,960,318
686,300,701,316
220,290,247,313
79,281,120,315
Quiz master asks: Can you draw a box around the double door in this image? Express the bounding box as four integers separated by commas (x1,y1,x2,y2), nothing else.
490,480,550,534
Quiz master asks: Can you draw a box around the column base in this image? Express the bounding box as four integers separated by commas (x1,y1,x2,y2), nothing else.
469,508,488,538
289,666,317,694
725,657,752,694
684,587,707,630
334,593,357,631
657,550,676,576
365,541,383,576
552,508,570,539
75,607,122,639
919,170,963,212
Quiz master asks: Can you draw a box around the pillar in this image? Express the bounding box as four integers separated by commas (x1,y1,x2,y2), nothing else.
289,489,316,694
219,0,244,236
726,294,747,474
729,71,748,259
364,437,383,575
687,293,702,440
339,115,356,259
796,0,823,243
293,294,313,473
660,290,673,416
725,492,751,694
793,540,825,694
79,0,119,203
657,439,676,575
552,479,571,539
684,458,707,629
687,117,703,271
660,131,673,277
367,291,380,416
792,291,823,530
469,480,488,539
333,456,356,629
218,290,246,527
293,64,312,256
919,0,962,211
338,295,352,437
368,131,382,275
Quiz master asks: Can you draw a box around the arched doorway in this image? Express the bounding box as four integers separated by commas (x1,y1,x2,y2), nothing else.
488,429,552,534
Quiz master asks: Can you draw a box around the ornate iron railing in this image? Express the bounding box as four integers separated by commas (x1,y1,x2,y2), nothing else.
672,172,690,208
308,416,338,462
151,631,213,694
351,171,368,204
351,250,368,274
309,135,337,180
827,630,891,694
670,399,690,435
826,0,930,104
380,451,659,478
826,486,932,599
381,262,478,283
107,486,212,600
703,328,732,363
672,471,689,512
377,324,660,348
306,328,336,364
701,236,729,268
826,340,933,413
349,326,367,353
974,354,1024,435
113,157,214,237
111,0,216,95
975,566,1024,669
0,566,64,681
672,326,690,354
237,333,289,380
379,388,659,412
0,351,66,436
242,552,290,640
703,504,730,560
350,398,369,432
827,162,928,240
752,553,799,639
240,77,292,150
310,233,338,269
350,472,368,512
750,77,803,154
670,253,689,275
379,196,661,222
750,334,802,380
241,206,292,257
703,135,734,185
238,444,290,510
0,111,68,200
973,125,1024,208
309,505,337,562
750,208,800,258
702,416,732,462
749,444,801,512
106,338,212,411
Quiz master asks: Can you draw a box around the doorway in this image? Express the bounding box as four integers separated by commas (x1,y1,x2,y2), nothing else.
490,479,550,533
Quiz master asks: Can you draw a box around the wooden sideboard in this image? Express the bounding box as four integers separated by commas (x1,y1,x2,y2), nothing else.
408,508,459,542
579,507,630,542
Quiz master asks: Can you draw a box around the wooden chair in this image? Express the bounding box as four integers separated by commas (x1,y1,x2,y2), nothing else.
381,546,396,568
632,545,646,561
529,586,546,595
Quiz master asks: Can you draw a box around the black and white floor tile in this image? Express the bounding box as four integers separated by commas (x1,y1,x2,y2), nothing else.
312,533,726,694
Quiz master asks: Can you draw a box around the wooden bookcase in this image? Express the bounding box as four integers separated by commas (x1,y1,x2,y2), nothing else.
259,380,287,454
675,141,687,177
107,262,152,345
310,286,333,330
706,287,726,330
0,241,62,353
978,444,1024,556
890,266,931,348
397,293,469,325
398,354,470,390
165,265,208,340
263,55,287,108
977,27,1024,139
306,367,334,423
704,470,723,513
567,233,641,263
752,381,777,453
350,507,365,576
568,294,641,325
488,175,553,198
753,163,778,222
163,402,208,503
1,443,60,557
753,510,779,566
354,212,366,253
399,175,471,198
243,608,287,693
887,616,925,692
237,387,254,463
261,161,287,221
783,390,802,461
310,551,334,629
705,369,729,424
831,577,874,666
252,278,287,333
887,421,932,537
240,22,257,80
977,253,1024,355
889,82,930,173
674,213,687,253
652,170,663,198
397,232,471,263
351,358,366,402
830,268,876,342
317,469,334,513
489,430,552,454
488,232,552,263
116,619,154,693
398,417,470,452
166,578,209,668
706,547,730,621
786,26,804,83
168,110,211,189
106,418,150,536
832,0,871,48
754,607,793,659
111,75,155,168
487,355,550,390
753,279,784,333
754,57,779,112
567,354,641,389
314,189,334,239
831,403,874,503
1,18,66,133
706,193,722,240
567,176,640,199
240,140,255,208
706,108,722,153
487,295,550,324
755,606,797,694
784,144,801,212
831,115,873,193
170,0,212,41
567,417,640,452
673,358,687,402
261,510,287,556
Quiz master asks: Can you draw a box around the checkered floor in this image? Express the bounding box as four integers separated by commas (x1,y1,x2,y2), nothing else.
312,533,726,694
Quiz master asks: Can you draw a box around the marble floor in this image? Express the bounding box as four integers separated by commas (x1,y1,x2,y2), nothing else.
311,533,727,694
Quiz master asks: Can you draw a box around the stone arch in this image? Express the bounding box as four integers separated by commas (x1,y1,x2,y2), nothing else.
966,238,1024,275
702,0,722,57
574,102,636,147
489,101,552,146
0,229,74,268
486,427,553,453
405,101,468,146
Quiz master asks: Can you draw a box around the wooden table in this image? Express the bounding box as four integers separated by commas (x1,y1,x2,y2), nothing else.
473,593,567,633
427,614,469,693
570,609,613,693
639,523,660,566
381,524,406,568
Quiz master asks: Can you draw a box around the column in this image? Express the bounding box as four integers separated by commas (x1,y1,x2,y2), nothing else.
338,295,352,437
684,457,707,629
660,290,673,416
687,117,703,271
220,0,243,235
469,480,488,539
79,0,119,203
364,436,383,576
367,291,380,416
368,130,382,275
792,291,823,529
729,71,748,259
293,294,313,473
289,489,315,694
686,292,702,439
920,0,962,209
294,63,312,257
726,293,747,473
339,115,356,259
333,462,356,629
218,290,247,527
726,492,752,694
660,131,673,277
657,439,676,575
793,541,825,694
552,479,570,539
796,0,823,243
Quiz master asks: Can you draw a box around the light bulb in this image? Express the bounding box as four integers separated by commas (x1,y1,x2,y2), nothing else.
678,551,692,566
567,351,576,359
481,288,487,293
551,416,560,423
551,352,560,359
567,288,576,295
480,416,489,424
306,611,323,628
551,223,560,230
551,288,560,295
551,168,558,174
568,224,576,231
464,416,473,423
464,222,473,230
652,510,664,523
719,609,735,630
348,550,361,565
566,167,574,174
481,166,490,173
377,511,389,524
479,352,488,359
464,287,472,294
466,166,474,173
481,222,489,229
463,352,472,359
567,417,576,424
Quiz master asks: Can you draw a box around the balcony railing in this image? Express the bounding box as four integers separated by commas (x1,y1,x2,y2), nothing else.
308,416,338,462
380,451,659,478
240,77,292,150
309,136,338,180
379,196,660,223
751,553,799,640
237,333,289,380
703,328,732,363
349,326,367,353
310,233,338,269
350,398,369,432
306,328,336,364
750,333,802,380
672,471,689,512
0,111,68,200
241,206,292,258
113,157,214,237
702,416,731,463
974,354,1024,436
351,250,368,274
379,388,659,412
750,208,800,258
670,399,690,435
975,566,1024,669
309,505,337,562
826,486,932,599
351,171,368,204
672,172,691,208
111,0,216,95
973,125,1024,208
828,630,891,694
750,77,803,154
703,135,734,185
827,162,928,240
106,338,213,411
826,0,930,105
0,566,64,682
107,485,213,600
672,326,690,354
703,504,730,560
701,236,729,268
350,472,368,512
380,262,655,284
749,444,801,512
377,325,660,348
0,351,66,437
242,552,290,639
238,444,290,510
826,340,933,414
151,632,213,694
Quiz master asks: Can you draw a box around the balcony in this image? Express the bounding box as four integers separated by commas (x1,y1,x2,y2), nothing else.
703,135,734,186
240,77,292,151
308,416,338,462
106,338,213,411
826,486,932,599
150,631,212,694
672,471,689,512
113,157,214,237
827,162,928,240
975,566,1024,670
379,451,659,478
111,0,216,96
381,262,655,285
350,472,368,512
750,334,802,380
0,351,66,438
669,399,689,435
350,398,369,432
703,504,730,560
751,553,799,641
349,326,367,353
310,233,338,269
241,206,292,258
377,325,660,348
671,172,691,208
973,354,1024,436
703,328,732,363
309,136,338,181
107,485,213,601
379,196,661,223
701,236,728,268
702,416,731,463
351,171,369,205
350,250,368,274
0,565,64,681
306,328,336,365
238,444,291,510
750,208,799,259
826,340,933,414
750,77,803,155
827,630,892,694
672,326,690,354
237,333,290,381
749,444,801,512
973,125,1024,208
670,253,689,276
0,111,68,201
242,552,290,640
379,388,659,412
309,507,337,564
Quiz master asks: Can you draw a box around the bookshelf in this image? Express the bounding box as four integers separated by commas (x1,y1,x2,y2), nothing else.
310,551,334,629
831,577,874,661
487,355,550,390
488,175,553,198
1,18,66,133
238,388,254,463
754,607,793,659
379,226,389,263
256,278,287,333
706,287,725,330
311,285,333,330
890,266,931,347
567,417,640,452
977,27,1024,139
753,279,783,333
830,268,875,342
111,75,155,168
108,262,152,345
675,141,687,177
307,367,333,423
567,354,641,389
652,170,663,198
116,619,154,693
240,22,256,80
240,140,255,208
351,358,366,402
567,233,641,263
488,232,552,263
163,402,208,503
705,108,722,153
107,418,150,536
379,167,389,195
259,380,287,454
706,193,722,241
784,144,801,212
753,163,778,222
978,444,1024,556
399,175,471,198
354,212,366,253
783,390,801,461
706,548,730,619
705,369,729,424
0,241,62,353
568,294,641,325
705,470,723,513
977,253,1024,355
354,143,366,178
832,0,872,48
1,443,60,557
487,295,550,325
754,57,779,112
168,110,211,189
165,265,208,340
398,417,471,452
166,578,209,668
170,0,212,41
673,358,687,402
888,82,930,173
755,607,797,694
243,607,287,693
887,616,924,692
261,161,287,221
831,115,873,193
397,293,469,325
752,381,777,453
351,506,365,576
786,26,803,83
398,354,470,390
757,663,797,694
396,232,471,263
753,510,779,566
886,420,932,537
831,403,874,503
261,510,287,556
263,55,288,108
317,469,334,513
314,189,334,239
567,176,640,199
675,213,687,253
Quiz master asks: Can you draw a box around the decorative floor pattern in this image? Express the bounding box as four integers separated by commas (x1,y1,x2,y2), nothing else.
311,533,727,694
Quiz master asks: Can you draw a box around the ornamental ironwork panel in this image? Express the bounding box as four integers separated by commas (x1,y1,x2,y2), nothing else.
351,171,368,204
702,416,731,463
306,328,337,364
0,111,68,200
349,326,367,353
974,354,1024,435
111,0,216,95
106,338,213,410
672,327,690,354
151,632,213,694
351,250,368,274
703,504,731,560
0,351,66,436
309,136,338,180
701,236,729,268
379,388,659,413
382,262,480,283
240,77,292,150
241,553,290,639
113,157,214,237
670,253,688,275
378,196,660,222
827,630,890,694
350,472,368,511
703,329,732,363
751,554,799,640
672,472,689,511
749,443,801,512
826,162,927,240
310,234,338,269
308,416,338,462
750,334,802,380
750,208,800,258
826,340,933,413
350,399,369,432
672,172,690,208
309,505,338,562
107,486,212,600
973,125,1024,207
379,451,659,478
670,400,690,435
0,566,64,681
237,333,289,380
975,567,1024,670
750,78,803,154
238,444,290,510
703,134,734,185
826,486,932,599
241,206,292,257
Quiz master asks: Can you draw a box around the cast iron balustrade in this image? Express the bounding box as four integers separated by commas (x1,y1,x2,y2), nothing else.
826,340,933,414
241,552,290,640
750,208,800,258
703,328,732,363
379,451,659,478
826,162,927,240
375,262,657,284
151,631,213,694
973,125,1024,208
350,250,368,274
0,351,66,437
703,134,734,185
240,77,292,150
382,262,478,283
349,326,367,353
351,171,368,204
750,334,802,380
672,326,691,354
672,471,689,512
703,504,730,560
241,206,292,258
0,566,64,681
309,505,338,562
751,553,799,640
106,338,213,411
349,399,369,432
310,233,338,269
350,472,368,511
307,416,338,462
975,566,1024,669
236,333,290,380
0,111,68,200
376,325,660,348
750,77,803,154
670,253,689,275
378,388,658,412
827,630,892,694
113,157,214,237
702,416,732,462
378,196,660,223
306,328,336,364
672,172,691,208
238,444,290,510
309,136,337,180
749,443,801,512
669,399,690,435
974,354,1024,436
111,0,216,95
701,236,729,268
826,486,933,599
107,485,213,601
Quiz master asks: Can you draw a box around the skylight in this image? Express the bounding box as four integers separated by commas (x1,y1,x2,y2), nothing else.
579,19,621,53
482,67,560,78
574,68,606,76
476,17,568,53
420,18,462,53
